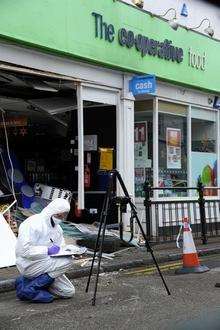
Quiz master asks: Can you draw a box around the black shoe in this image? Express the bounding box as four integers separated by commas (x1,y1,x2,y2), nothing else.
215,283,220,287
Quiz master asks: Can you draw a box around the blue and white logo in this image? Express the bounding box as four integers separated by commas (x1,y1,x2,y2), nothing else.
181,4,188,17
129,75,156,96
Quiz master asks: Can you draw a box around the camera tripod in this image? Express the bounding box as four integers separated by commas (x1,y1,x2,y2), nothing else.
85,169,171,305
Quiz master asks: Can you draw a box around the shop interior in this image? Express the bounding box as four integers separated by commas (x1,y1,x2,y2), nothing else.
0,69,117,229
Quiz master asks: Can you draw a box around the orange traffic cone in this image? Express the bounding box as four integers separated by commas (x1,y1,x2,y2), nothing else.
176,218,209,274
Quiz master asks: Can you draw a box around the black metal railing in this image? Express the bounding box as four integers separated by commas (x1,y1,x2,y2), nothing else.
143,180,220,244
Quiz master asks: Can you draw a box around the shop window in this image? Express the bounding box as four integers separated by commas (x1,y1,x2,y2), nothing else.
192,119,215,153
158,101,187,197
191,108,217,196
134,100,153,197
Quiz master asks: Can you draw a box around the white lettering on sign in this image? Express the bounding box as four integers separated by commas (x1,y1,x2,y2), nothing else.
188,47,206,71
135,81,153,90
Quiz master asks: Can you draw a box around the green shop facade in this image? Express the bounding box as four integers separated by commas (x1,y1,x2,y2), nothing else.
0,0,219,236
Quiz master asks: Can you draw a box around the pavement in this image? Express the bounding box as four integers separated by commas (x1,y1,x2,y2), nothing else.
1,236,220,294
1,254,220,329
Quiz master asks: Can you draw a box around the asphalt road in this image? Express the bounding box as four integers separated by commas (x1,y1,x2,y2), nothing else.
1,255,220,330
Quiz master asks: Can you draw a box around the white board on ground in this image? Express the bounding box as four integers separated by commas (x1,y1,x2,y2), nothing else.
0,214,16,268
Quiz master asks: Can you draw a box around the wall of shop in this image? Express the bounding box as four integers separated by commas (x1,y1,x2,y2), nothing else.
0,0,219,93
0,42,124,90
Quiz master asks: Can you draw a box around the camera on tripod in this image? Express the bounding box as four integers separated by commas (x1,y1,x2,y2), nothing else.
112,196,130,213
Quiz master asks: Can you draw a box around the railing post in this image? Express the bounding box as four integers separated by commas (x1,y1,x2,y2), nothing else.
197,177,207,244
143,181,152,241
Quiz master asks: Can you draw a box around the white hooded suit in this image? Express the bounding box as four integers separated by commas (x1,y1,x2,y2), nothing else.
16,198,75,298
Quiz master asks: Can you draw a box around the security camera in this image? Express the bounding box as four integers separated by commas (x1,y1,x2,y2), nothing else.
132,0,144,9
208,97,213,105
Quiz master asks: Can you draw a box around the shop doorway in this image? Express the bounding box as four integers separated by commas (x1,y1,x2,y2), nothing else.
0,70,117,225
70,101,117,223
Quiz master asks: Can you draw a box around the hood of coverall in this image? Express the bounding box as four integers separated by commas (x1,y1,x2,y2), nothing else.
40,198,70,222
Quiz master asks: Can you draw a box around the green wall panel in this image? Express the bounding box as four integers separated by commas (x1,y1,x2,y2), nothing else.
0,0,219,93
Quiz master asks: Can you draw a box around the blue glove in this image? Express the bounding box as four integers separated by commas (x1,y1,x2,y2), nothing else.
48,245,60,255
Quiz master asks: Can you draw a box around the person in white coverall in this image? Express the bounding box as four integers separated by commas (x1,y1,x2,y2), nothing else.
15,198,75,300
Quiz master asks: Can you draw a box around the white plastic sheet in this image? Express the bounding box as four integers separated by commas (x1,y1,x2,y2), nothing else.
0,213,16,268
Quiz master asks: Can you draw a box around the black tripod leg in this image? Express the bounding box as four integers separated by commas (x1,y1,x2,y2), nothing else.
135,216,171,295
115,170,171,296
85,215,103,293
86,171,115,304
92,207,109,306
91,172,114,305
85,194,108,293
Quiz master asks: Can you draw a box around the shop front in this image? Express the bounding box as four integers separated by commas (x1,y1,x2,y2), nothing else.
0,0,219,244
0,62,132,230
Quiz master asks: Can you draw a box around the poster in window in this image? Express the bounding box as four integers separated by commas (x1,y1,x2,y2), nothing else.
135,168,145,197
191,152,217,196
166,128,181,169
84,135,97,151
134,122,148,168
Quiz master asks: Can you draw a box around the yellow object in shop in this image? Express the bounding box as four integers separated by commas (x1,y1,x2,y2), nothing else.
99,148,114,171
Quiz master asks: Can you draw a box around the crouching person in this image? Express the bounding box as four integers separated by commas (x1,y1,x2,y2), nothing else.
15,198,75,303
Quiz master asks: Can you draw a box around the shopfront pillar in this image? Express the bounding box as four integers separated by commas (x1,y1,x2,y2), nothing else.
118,79,135,229
77,83,84,210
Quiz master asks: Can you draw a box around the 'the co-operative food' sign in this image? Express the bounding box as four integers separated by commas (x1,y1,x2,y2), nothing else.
92,12,184,64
